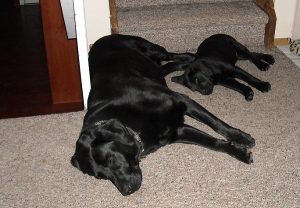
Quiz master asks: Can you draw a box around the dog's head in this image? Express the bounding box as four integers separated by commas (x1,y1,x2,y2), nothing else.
71,119,143,196
172,66,214,95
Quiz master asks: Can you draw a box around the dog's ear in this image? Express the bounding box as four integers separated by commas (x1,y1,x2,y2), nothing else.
71,131,94,174
71,127,112,176
171,75,185,85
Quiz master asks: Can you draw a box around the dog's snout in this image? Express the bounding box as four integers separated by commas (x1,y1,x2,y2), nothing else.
121,179,142,196
119,171,142,196
122,184,133,196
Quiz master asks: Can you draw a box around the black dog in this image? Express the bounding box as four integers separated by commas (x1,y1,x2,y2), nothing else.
163,34,275,101
71,34,255,196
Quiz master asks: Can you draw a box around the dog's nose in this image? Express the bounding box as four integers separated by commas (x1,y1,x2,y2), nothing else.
123,185,134,196
120,173,142,196
121,182,140,196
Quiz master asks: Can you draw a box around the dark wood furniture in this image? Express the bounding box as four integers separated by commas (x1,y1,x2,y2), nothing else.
40,0,83,105
0,0,83,119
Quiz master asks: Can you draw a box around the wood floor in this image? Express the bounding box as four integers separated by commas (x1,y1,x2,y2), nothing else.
0,4,83,119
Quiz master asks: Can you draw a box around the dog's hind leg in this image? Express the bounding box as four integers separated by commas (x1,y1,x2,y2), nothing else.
231,66,271,93
231,41,275,71
178,94,255,148
218,77,254,101
246,52,275,71
174,124,253,164
230,39,253,61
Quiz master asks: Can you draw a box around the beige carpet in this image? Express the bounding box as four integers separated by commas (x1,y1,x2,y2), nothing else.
116,0,267,52
1,47,299,208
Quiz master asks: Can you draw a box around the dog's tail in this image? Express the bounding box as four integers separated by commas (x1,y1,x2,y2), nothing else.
169,52,196,63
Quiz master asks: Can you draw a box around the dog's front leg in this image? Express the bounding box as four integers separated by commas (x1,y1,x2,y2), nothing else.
178,94,255,148
233,66,271,93
174,124,253,164
218,77,254,101
231,40,274,71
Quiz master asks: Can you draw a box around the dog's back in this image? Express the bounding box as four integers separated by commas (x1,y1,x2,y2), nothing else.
89,34,168,82
196,34,238,65
87,34,168,109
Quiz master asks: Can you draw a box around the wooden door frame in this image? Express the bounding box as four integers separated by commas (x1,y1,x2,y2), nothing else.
109,0,118,33
256,0,276,49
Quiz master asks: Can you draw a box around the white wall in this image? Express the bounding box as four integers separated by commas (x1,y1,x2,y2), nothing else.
292,0,300,39
274,0,297,38
77,0,111,107
83,0,111,46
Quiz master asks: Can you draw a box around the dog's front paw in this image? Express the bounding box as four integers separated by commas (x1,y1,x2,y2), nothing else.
256,82,271,92
245,90,254,101
229,129,255,148
228,144,253,164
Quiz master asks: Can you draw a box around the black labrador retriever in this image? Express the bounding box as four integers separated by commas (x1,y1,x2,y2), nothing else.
71,34,255,196
163,34,275,101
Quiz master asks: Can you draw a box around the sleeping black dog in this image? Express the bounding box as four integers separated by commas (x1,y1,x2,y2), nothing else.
163,34,275,101
71,34,255,196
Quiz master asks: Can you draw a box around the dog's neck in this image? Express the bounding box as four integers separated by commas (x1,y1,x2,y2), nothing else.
94,120,144,153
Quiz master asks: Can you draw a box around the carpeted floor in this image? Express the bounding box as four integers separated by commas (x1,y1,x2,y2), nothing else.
116,0,267,52
0,47,299,207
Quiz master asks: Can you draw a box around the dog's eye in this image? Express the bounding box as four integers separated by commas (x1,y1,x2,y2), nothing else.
194,77,198,84
107,155,122,170
107,155,115,166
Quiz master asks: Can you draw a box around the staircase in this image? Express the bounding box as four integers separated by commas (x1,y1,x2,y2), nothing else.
109,0,276,52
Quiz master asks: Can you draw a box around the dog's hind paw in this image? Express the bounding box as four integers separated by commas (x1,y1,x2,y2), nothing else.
256,82,271,93
228,144,254,164
254,53,275,69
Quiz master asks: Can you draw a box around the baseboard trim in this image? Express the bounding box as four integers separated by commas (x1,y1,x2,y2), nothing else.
274,38,289,45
